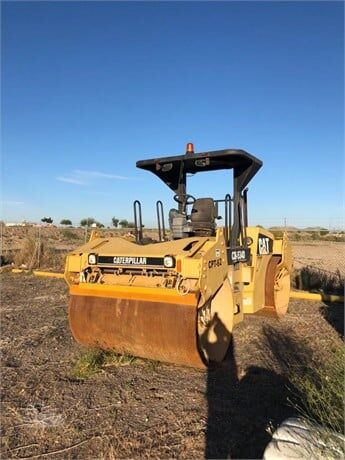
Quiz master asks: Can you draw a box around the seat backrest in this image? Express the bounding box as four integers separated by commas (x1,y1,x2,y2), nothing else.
190,198,216,235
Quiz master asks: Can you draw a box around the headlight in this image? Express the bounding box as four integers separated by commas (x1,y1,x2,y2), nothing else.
164,255,175,268
88,253,97,265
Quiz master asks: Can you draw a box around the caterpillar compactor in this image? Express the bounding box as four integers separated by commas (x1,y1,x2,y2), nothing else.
65,144,292,367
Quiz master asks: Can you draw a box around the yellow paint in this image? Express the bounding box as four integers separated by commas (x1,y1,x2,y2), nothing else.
33,271,65,279
290,290,344,303
70,283,198,305
11,269,64,279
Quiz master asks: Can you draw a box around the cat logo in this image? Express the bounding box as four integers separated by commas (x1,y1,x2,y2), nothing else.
257,234,273,255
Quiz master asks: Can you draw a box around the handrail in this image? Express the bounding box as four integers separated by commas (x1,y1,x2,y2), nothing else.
224,194,232,247
133,200,143,243
156,200,166,241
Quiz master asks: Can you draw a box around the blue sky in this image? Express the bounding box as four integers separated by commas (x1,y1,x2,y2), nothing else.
1,1,344,228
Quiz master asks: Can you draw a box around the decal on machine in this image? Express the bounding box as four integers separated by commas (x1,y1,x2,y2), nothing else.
257,234,273,255
208,258,222,269
97,255,164,266
228,247,251,265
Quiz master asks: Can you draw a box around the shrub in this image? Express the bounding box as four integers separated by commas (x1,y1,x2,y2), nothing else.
295,266,344,294
62,229,79,240
60,219,72,226
80,217,95,227
41,217,53,224
271,230,284,238
112,217,119,228
119,219,129,228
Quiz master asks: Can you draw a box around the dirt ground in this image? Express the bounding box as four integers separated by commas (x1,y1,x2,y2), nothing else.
292,241,345,274
1,272,343,459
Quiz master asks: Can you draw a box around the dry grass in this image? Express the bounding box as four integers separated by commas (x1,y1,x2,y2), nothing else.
259,324,345,456
290,346,344,434
294,265,344,294
13,236,64,270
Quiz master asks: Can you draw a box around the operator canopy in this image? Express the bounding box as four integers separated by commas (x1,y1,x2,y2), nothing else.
136,147,263,192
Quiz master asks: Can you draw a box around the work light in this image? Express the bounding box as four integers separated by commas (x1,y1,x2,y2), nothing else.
163,256,175,268
88,253,97,265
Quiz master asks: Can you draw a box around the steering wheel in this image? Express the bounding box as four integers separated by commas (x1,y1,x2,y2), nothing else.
173,194,196,205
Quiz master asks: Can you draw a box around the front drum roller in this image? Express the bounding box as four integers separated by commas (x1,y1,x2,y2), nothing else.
69,285,234,368
264,255,291,317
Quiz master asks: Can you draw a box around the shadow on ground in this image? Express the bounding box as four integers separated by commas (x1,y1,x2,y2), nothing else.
320,302,344,338
204,321,319,459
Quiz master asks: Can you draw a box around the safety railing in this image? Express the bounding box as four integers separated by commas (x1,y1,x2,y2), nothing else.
133,200,143,243
156,200,166,242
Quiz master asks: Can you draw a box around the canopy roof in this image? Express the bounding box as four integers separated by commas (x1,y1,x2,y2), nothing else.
136,148,263,192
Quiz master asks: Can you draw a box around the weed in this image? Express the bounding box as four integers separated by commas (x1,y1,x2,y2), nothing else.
71,349,135,379
261,325,345,456
289,346,344,433
288,346,345,457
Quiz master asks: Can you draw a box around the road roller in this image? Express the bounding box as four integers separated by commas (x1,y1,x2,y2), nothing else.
64,144,292,367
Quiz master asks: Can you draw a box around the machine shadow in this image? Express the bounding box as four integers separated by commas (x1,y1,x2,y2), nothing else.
204,319,297,459
320,302,344,338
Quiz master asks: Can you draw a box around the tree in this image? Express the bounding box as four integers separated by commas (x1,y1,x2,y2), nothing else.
80,217,96,227
60,219,72,226
127,222,135,228
96,222,104,228
119,219,129,228
112,217,119,228
41,217,53,224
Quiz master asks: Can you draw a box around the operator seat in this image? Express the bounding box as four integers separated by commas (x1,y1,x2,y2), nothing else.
190,198,217,236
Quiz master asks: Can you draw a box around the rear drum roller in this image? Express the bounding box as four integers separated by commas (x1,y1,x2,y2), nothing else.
265,256,291,317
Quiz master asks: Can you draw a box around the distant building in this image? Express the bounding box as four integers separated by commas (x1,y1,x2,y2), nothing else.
5,221,35,227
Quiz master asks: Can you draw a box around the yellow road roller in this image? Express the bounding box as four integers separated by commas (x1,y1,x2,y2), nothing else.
64,144,292,367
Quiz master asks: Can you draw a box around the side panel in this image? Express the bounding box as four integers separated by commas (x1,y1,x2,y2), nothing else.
242,227,279,313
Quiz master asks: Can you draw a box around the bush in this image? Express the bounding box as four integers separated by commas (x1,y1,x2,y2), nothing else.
41,217,53,224
119,219,129,228
112,217,119,228
80,217,95,227
295,266,344,294
62,229,79,241
60,219,72,226
271,230,284,238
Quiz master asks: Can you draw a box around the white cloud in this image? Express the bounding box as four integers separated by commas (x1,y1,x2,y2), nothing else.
75,170,130,180
1,200,24,205
56,169,131,185
56,176,86,185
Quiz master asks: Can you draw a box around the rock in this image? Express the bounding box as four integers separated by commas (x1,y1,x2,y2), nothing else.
264,418,345,459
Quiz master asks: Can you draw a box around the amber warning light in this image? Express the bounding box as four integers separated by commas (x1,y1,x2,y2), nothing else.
186,143,194,154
